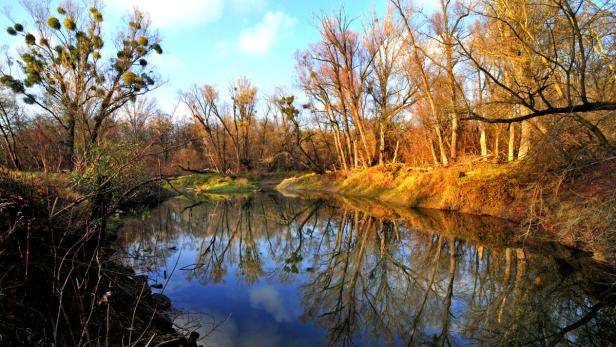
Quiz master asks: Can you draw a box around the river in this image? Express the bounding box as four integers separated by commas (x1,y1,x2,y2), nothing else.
116,192,616,346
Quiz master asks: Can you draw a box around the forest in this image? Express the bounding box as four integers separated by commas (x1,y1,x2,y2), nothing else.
0,0,615,346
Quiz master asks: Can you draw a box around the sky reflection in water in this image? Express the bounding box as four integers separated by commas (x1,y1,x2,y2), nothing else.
117,193,616,347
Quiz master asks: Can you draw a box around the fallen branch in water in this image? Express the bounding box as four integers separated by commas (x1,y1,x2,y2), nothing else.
176,165,218,175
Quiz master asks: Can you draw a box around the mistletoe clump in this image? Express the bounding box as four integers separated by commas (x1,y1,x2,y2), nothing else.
2,2,163,150
0,75,25,93
63,18,76,30
90,7,103,22
48,17,61,30
138,36,148,46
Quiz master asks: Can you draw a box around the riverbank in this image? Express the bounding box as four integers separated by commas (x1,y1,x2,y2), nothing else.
116,190,616,346
277,160,616,264
161,171,300,199
0,169,198,346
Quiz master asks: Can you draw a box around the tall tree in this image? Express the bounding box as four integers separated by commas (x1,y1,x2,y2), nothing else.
459,0,616,151
393,0,450,166
298,9,376,168
1,1,163,170
430,0,467,161
365,10,417,165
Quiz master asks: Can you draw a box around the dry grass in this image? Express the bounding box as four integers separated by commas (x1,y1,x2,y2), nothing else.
0,169,187,345
278,163,525,220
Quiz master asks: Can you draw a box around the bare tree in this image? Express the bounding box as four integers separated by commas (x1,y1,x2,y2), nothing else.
0,88,24,169
1,1,164,170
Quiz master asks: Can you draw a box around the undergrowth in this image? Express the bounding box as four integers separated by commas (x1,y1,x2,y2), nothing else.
0,169,191,346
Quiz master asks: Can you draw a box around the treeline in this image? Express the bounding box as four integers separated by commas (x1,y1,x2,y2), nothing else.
1,0,615,177
293,0,615,170
180,0,616,174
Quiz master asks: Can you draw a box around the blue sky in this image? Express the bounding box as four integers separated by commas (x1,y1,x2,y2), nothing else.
109,0,390,116
1,0,435,117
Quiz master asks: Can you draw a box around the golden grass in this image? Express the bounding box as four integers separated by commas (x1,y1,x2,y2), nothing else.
277,163,525,220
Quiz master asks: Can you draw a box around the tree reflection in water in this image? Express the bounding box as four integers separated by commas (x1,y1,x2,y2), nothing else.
116,193,616,346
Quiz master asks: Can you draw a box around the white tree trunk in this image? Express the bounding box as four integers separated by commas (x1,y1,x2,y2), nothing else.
508,123,516,162
518,120,530,160
480,125,488,160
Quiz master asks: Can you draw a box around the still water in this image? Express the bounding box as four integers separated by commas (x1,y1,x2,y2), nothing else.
117,192,616,346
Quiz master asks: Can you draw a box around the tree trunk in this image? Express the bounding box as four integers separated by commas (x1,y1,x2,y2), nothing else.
508,123,515,162
392,140,399,164
379,123,385,166
573,113,613,150
518,120,530,160
2,138,21,170
441,0,459,162
0,104,23,170
480,125,488,160
435,126,449,166
0,126,22,170
430,139,439,167
494,126,500,162
353,140,358,168
66,117,76,171
450,112,459,161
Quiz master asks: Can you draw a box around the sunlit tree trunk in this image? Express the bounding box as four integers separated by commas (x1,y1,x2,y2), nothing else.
430,139,439,167
436,126,449,166
518,120,530,160
494,126,500,162
379,123,385,166
508,123,515,162
480,126,488,159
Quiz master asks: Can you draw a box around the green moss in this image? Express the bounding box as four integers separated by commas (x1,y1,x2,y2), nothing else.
162,173,258,195
202,181,257,193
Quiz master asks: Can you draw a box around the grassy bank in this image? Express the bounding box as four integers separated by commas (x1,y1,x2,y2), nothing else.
163,173,258,195
278,160,616,263
278,163,525,218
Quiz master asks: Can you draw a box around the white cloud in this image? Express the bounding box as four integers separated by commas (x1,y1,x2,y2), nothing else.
238,11,296,56
249,285,297,323
106,0,224,29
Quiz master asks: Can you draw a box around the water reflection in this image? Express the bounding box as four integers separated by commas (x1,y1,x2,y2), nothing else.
117,193,616,346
